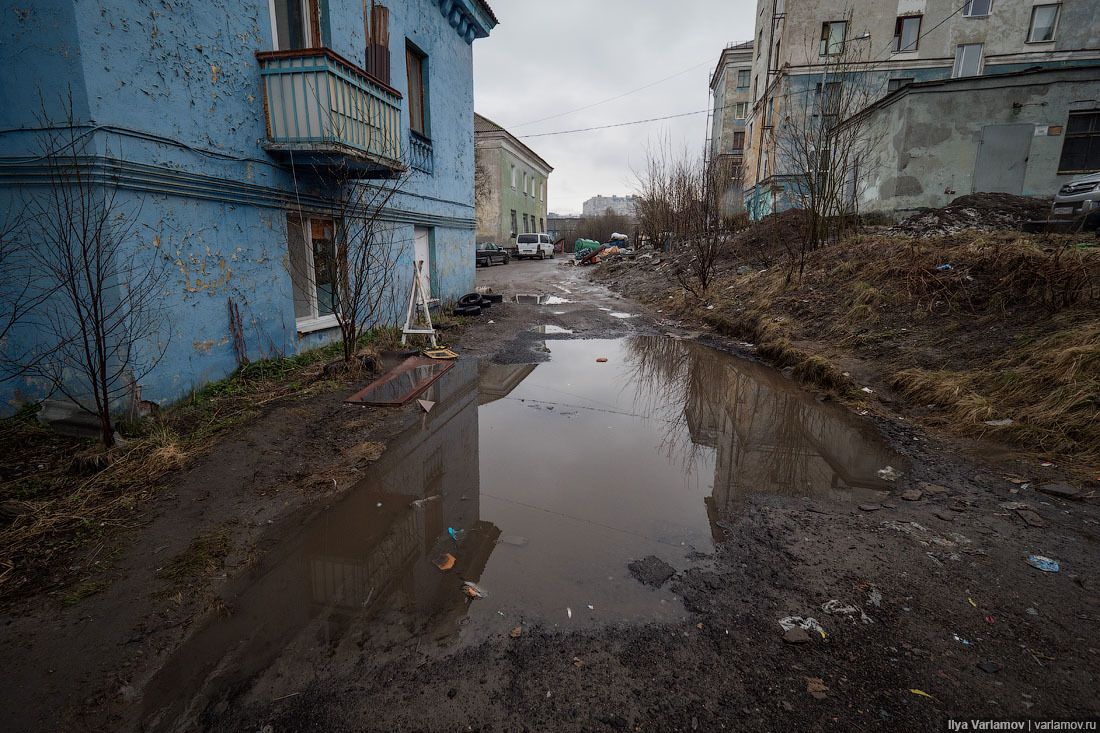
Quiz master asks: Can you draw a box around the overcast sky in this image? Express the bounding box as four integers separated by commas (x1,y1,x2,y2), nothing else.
473,0,756,215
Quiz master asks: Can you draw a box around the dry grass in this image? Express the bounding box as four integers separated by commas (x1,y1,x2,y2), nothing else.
156,527,232,586
0,326,405,602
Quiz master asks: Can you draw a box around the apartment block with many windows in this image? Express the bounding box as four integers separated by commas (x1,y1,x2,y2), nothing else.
473,113,552,251
708,41,755,217
741,0,1100,219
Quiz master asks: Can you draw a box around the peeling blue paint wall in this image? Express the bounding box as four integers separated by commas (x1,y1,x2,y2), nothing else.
0,0,494,413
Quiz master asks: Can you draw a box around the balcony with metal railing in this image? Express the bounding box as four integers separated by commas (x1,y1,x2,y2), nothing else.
257,49,404,177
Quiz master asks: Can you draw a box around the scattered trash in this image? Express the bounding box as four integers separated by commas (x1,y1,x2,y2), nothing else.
1026,607,1039,616
901,489,923,501
866,587,882,607
587,604,594,610
1026,555,1059,572
423,348,458,360
983,418,1014,427
778,616,826,636
986,615,995,624
805,677,828,700
821,599,873,624
596,357,609,363
968,598,977,608
861,387,875,394
953,634,972,645
910,689,934,700
448,527,465,541
462,581,487,599
877,466,901,481
935,264,953,271
573,657,585,667
432,553,455,571
977,660,1000,674
1040,461,1056,467
567,607,572,619
510,626,523,638
417,399,435,413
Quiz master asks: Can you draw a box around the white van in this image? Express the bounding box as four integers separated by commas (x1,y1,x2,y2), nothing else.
515,233,554,260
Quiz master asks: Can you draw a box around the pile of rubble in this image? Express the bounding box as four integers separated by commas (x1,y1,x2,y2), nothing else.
885,192,1051,237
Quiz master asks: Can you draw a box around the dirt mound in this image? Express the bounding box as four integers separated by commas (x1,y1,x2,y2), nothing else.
885,192,1050,236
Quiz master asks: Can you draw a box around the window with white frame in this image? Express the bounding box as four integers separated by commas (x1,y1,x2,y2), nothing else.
510,164,517,189
540,182,545,201
962,0,992,17
268,0,319,50
286,214,339,330
952,43,983,77
735,102,748,119
522,171,528,196
1028,4,1060,43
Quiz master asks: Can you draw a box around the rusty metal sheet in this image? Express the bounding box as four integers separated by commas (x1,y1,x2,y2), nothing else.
344,356,454,407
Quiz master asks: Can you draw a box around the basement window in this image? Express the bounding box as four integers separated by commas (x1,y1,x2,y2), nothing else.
892,16,921,53
1027,4,1060,43
1057,111,1100,173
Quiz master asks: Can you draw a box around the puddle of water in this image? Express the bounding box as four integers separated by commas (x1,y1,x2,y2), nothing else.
608,312,633,319
515,294,572,305
142,337,904,727
532,324,573,334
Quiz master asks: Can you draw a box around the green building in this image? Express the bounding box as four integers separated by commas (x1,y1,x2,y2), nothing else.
474,113,553,250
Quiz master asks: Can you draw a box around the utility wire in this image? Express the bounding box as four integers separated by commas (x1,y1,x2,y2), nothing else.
517,101,739,139
507,56,718,130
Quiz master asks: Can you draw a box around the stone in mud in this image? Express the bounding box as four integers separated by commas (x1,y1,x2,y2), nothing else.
1016,509,1048,528
858,504,882,512
920,482,949,495
783,627,810,644
882,502,898,509
1038,482,1082,500
628,555,676,587
935,511,956,522
901,490,923,502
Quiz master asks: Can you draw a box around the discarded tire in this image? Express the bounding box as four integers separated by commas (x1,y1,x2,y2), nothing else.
458,293,482,307
453,304,482,316
482,293,504,303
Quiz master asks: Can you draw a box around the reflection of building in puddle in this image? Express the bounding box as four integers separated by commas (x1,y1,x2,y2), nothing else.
623,336,901,525
477,362,537,405
140,360,494,729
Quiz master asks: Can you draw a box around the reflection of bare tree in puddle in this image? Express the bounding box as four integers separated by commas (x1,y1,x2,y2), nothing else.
623,336,897,520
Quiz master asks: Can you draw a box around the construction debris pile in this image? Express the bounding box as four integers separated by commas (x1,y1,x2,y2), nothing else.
884,193,1051,237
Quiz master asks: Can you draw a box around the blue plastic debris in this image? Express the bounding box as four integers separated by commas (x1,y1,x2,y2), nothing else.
1027,555,1059,572
936,264,952,271
448,527,465,542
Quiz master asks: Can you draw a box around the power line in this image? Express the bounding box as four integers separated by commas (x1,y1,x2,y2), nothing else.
518,102,737,139
506,56,718,130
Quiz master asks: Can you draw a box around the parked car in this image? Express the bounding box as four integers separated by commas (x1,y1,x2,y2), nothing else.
476,241,510,267
1051,172,1100,230
515,233,554,259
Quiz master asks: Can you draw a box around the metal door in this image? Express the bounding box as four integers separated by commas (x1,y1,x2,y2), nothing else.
973,124,1033,194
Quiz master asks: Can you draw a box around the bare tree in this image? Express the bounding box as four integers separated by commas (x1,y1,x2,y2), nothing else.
767,12,883,280
15,94,172,446
633,136,741,297
0,200,55,379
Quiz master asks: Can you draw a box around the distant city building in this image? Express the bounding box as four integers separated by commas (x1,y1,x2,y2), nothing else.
547,214,582,244
474,113,553,247
707,41,753,217
582,194,637,218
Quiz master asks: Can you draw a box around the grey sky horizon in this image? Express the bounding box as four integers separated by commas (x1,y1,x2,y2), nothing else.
473,0,756,216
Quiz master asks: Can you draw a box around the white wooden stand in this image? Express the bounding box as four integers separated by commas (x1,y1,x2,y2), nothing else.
401,260,437,347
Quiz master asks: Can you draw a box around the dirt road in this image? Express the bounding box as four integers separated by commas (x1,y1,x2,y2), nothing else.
3,257,1098,732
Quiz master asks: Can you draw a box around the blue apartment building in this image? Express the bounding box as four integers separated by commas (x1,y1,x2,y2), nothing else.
0,0,497,414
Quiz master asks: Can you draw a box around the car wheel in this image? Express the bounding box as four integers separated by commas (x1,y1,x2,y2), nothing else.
503,255,510,264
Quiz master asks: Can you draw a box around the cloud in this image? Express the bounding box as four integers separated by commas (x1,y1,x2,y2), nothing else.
474,0,756,214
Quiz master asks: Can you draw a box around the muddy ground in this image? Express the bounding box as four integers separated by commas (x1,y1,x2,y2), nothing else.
2,257,1098,732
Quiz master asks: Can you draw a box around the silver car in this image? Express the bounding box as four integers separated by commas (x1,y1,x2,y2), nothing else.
1052,172,1100,230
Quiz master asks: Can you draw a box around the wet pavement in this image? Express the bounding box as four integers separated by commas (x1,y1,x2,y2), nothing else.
142,327,905,728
